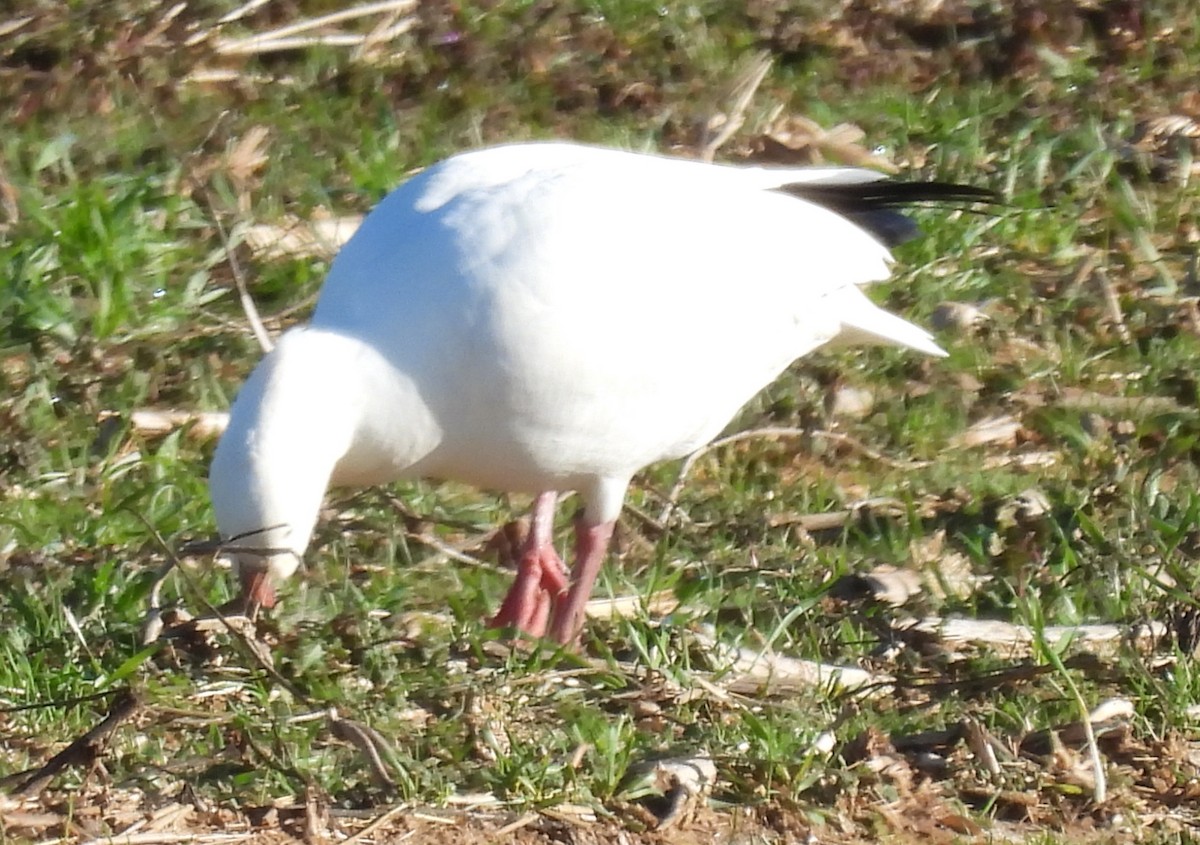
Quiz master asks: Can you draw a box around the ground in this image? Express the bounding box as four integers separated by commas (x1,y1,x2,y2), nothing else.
3,1,1200,843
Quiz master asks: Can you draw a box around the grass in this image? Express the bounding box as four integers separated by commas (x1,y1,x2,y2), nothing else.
3,0,1200,842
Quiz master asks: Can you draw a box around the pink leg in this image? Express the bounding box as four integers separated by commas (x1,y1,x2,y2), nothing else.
547,517,616,645
240,568,276,610
489,492,568,637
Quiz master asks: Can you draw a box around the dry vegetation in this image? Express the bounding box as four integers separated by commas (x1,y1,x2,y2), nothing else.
4,0,1200,843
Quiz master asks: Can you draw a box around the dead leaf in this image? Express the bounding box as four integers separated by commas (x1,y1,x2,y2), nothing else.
755,114,898,171
243,214,363,261
949,415,1021,448
829,564,922,607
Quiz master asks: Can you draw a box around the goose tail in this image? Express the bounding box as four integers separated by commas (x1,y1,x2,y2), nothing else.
830,286,947,357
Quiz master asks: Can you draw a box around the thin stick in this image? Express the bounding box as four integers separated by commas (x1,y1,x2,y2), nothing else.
215,0,417,54
133,511,308,702
135,521,410,799
14,690,140,796
493,813,540,837
0,689,120,716
356,17,418,59
661,426,806,521
403,529,505,572
0,17,34,39
213,214,273,353
216,33,378,54
1079,702,1107,804
700,51,772,162
380,492,510,572
340,803,412,845
217,0,272,25
1093,265,1132,344
811,429,933,470
328,711,399,788
73,835,250,845
659,425,928,522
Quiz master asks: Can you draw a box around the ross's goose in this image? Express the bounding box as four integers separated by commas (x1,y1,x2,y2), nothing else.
209,141,994,644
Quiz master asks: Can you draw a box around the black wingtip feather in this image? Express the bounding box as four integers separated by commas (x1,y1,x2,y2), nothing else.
775,179,1000,246
776,179,1001,212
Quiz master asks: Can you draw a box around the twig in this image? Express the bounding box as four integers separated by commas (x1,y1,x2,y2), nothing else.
11,690,139,796
133,512,308,702
213,214,273,353
340,803,412,845
380,492,510,572
620,499,668,536
700,51,772,162
60,606,93,661
357,8,414,60
88,804,234,845
962,718,1003,779
124,409,229,439
767,497,906,532
691,627,889,697
584,590,679,621
493,813,540,837
135,520,408,799
0,17,34,38
217,33,381,54
1051,387,1187,415
74,835,249,845
216,0,272,25
0,689,121,716
328,710,399,789
246,0,416,41
1061,250,1100,300
1093,265,1132,344
382,491,502,535
1078,701,1107,804
214,0,417,55
811,430,932,470
145,2,187,44
661,427,806,521
404,528,506,572
659,426,926,523
899,616,1169,658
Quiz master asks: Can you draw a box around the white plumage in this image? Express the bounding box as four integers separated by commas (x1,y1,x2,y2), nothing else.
209,141,988,643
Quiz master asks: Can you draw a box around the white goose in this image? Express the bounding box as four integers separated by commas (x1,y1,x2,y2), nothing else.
209,141,992,644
